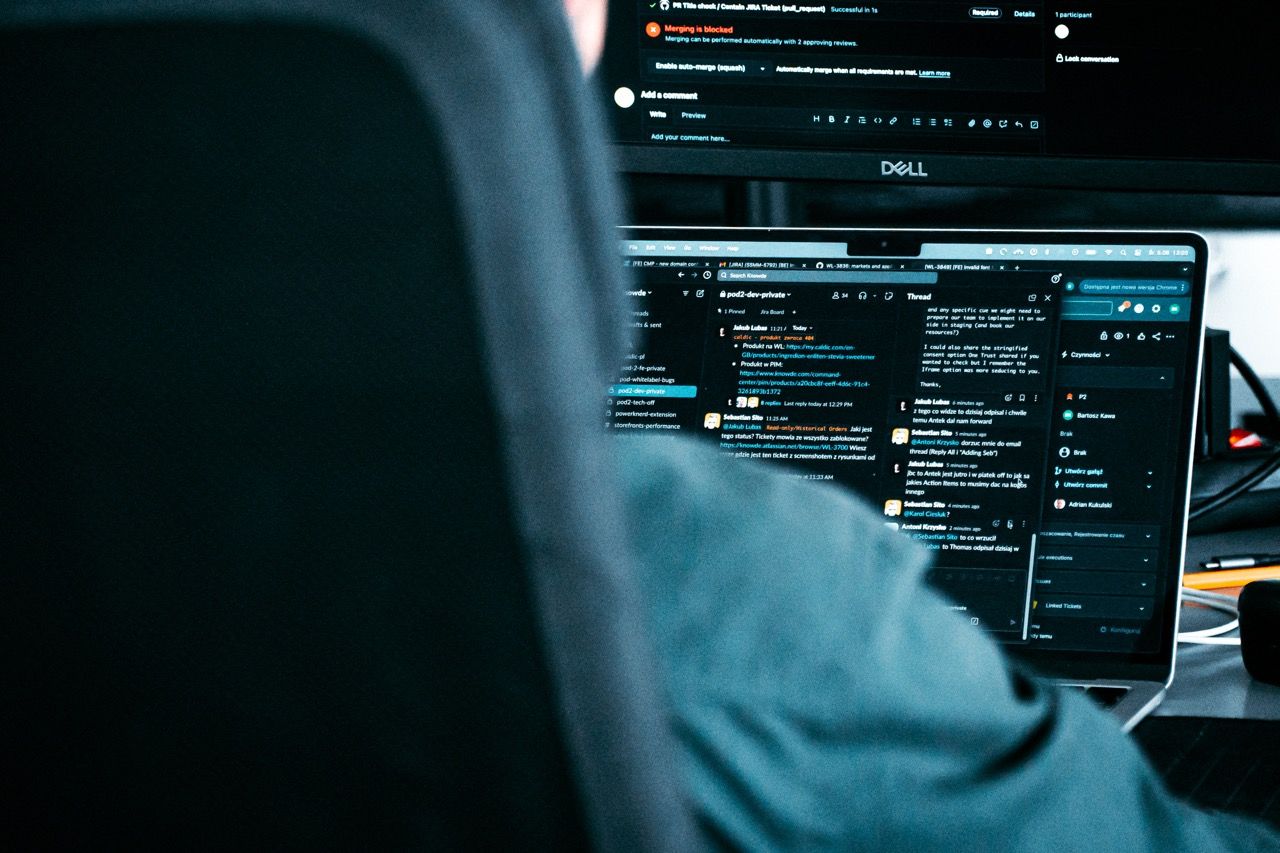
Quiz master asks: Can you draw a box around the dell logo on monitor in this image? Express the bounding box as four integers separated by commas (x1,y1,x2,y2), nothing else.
881,160,929,177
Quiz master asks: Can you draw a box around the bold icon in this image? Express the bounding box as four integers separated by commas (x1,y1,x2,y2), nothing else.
703,412,721,429
891,428,911,445
1151,304,1162,314
645,21,661,37
884,499,904,517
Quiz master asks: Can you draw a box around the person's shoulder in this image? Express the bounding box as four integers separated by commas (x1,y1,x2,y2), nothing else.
616,435,933,693
616,434,924,573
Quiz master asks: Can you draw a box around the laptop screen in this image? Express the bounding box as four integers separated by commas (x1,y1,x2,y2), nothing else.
611,228,1207,679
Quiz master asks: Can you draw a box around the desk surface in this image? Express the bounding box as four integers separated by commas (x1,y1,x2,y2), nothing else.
1155,524,1280,719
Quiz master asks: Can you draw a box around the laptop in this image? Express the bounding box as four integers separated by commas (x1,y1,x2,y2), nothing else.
610,228,1208,731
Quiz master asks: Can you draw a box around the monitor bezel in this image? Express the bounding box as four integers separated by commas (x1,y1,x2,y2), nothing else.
614,146,1280,195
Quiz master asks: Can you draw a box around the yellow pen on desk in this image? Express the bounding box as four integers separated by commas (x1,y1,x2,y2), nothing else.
1183,566,1280,591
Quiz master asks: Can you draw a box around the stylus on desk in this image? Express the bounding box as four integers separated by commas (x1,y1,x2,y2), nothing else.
1201,553,1280,570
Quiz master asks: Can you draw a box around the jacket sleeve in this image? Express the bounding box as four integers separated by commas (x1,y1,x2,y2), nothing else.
619,436,1279,852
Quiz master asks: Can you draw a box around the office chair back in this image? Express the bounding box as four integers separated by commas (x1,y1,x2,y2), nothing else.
0,2,693,849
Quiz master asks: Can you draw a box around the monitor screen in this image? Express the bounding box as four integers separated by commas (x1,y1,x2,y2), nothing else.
610,228,1208,680
601,1,1280,192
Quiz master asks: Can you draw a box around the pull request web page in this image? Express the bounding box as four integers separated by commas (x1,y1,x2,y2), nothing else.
605,0,1277,162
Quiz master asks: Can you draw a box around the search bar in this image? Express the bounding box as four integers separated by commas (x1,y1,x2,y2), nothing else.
717,270,938,284
1061,299,1114,319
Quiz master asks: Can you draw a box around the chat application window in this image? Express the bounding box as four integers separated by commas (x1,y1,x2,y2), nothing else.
610,237,1197,653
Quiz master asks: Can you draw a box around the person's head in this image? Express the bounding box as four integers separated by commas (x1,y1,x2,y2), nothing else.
563,0,607,73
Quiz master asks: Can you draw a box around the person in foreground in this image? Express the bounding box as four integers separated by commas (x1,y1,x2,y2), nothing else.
560,0,1280,849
